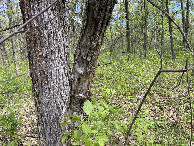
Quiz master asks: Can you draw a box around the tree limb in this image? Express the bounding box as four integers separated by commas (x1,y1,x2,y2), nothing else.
0,0,58,44
0,73,28,83
125,64,194,145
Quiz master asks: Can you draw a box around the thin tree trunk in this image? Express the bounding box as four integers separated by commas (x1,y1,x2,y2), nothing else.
7,0,20,74
166,0,175,61
70,0,115,116
181,0,186,48
143,0,148,58
185,0,190,49
0,23,10,67
161,0,164,55
125,0,130,55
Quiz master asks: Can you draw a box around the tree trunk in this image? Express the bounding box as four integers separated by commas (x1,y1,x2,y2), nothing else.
70,0,115,116
125,0,130,54
180,0,186,48
20,1,71,145
7,0,20,74
20,0,115,145
185,0,190,49
143,0,148,58
0,23,10,68
161,0,164,54
166,0,175,61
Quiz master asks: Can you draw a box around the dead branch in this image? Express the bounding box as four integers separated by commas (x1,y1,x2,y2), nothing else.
125,63,194,145
0,0,58,44
0,73,28,83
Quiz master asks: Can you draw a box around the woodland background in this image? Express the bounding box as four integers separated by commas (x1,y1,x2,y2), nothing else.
0,0,193,145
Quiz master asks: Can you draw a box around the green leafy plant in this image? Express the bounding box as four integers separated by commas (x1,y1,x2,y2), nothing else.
61,100,127,145
0,112,22,145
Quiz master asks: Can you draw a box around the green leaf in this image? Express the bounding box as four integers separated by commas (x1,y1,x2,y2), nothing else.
71,116,81,122
62,134,69,143
72,141,82,145
98,139,104,146
61,122,70,125
73,130,81,140
26,141,34,146
82,123,91,135
83,100,94,115
85,138,92,146
68,3,74,8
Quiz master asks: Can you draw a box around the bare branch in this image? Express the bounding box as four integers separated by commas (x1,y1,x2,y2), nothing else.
125,64,194,145
0,73,28,83
0,0,58,44
147,0,193,52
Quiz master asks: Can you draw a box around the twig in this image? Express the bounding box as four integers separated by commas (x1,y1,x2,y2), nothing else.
0,73,28,83
0,0,58,44
147,0,193,52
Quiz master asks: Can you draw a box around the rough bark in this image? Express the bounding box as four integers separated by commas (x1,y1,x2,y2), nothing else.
166,0,175,61
70,0,116,116
143,0,148,58
20,0,70,145
20,0,115,145
125,0,130,54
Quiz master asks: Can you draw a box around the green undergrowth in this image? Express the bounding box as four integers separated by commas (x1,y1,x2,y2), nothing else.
0,51,193,145
63,50,193,145
0,61,34,145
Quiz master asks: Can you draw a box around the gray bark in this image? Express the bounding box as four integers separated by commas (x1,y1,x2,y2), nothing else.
70,0,115,116
20,0,115,145
20,0,70,145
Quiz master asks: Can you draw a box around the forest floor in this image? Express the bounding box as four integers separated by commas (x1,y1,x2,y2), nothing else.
1,52,193,145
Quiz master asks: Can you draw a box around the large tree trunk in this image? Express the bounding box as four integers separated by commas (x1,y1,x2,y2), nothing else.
20,1,71,145
20,0,115,145
70,0,115,116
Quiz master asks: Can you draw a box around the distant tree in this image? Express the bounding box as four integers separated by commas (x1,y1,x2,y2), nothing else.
166,0,175,61
125,0,131,55
20,0,115,145
6,0,20,74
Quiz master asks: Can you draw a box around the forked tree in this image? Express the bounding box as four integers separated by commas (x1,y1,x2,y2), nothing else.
20,0,115,145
